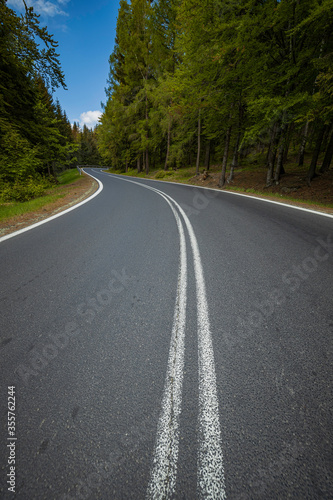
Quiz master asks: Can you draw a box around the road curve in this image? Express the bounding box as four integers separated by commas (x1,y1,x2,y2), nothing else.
0,168,332,499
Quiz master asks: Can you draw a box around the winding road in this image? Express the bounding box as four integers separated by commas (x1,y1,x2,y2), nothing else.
1,168,332,499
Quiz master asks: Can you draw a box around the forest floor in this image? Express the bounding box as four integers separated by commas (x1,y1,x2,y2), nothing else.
0,172,98,237
184,164,333,215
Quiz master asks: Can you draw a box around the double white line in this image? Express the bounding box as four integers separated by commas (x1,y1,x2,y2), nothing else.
110,175,226,499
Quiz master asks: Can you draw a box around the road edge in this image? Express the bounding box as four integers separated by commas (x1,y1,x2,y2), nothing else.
104,171,333,220
0,170,103,244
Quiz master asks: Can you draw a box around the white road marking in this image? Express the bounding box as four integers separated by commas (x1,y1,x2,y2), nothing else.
155,189,226,500
106,170,333,219
176,202,226,500
109,175,226,499
146,194,187,499
0,170,103,244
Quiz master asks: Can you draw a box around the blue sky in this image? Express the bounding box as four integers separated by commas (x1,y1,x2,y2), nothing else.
7,0,121,128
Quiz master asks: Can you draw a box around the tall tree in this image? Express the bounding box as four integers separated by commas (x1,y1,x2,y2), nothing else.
0,0,69,186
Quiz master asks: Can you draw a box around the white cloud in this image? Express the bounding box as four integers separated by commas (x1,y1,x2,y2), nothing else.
7,0,69,17
7,0,25,10
79,111,102,129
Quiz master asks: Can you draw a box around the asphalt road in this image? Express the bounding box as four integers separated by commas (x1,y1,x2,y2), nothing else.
1,168,332,500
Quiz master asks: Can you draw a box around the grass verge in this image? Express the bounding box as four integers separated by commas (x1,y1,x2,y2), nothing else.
223,185,333,209
56,168,81,185
0,169,84,223
0,194,66,222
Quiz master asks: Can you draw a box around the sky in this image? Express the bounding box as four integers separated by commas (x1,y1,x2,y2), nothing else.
7,0,121,129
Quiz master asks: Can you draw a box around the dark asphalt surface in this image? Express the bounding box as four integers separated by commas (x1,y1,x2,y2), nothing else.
1,168,332,499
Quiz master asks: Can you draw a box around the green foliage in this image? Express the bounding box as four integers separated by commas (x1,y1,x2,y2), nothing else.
0,0,66,91
0,178,46,202
98,0,333,181
0,0,75,192
73,124,102,166
0,169,80,204
56,168,80,185
154,170,174,179
0,128,42,183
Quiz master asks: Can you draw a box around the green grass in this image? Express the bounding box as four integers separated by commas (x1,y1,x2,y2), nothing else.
56,168,81,185
0,194,66,222
107,167,150,178
286,199,333,209
271,196,333,209
223,185,246,192
223,185,333,209
154,170,175,179
0,168,81,223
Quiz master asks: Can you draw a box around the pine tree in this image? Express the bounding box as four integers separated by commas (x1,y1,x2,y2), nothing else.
0,0,69,186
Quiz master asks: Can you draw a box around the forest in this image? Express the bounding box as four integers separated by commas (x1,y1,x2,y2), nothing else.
0,0,100,202
1,0,332,204
98,0,333,188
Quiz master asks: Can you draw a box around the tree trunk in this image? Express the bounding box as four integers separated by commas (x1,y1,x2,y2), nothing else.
228,101,244,183
322,122,331,151
298,36,325,167
196,110,201,175
137,156,141,173
266,151,275,187
319,125,333,174
283,123,293,164
164,120,171,171
228,129,241,183
298,121,309,167
265,140,272,168
145,147,149,175
219,125,232,187
125,159,128,173
266,123,281,186
307,124,326,185
145,89,149,175
204,140,211,170
274,118,288,184
274,143,285,184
